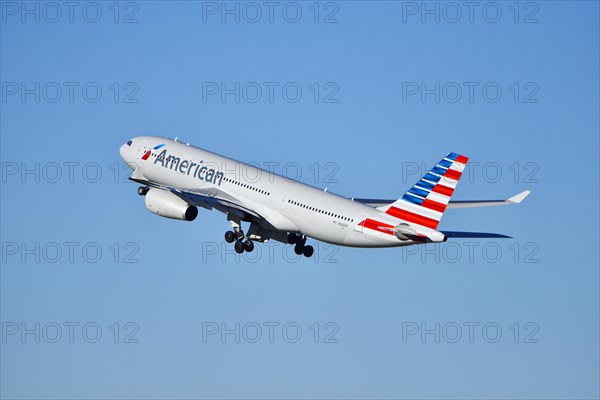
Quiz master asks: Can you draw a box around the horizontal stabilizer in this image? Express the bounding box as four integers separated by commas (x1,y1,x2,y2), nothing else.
441,231,512,239
353,190,531,209
508,190,531,204
448,190,531,209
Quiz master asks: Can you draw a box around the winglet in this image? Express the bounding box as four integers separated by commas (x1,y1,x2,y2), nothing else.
507,190,531,204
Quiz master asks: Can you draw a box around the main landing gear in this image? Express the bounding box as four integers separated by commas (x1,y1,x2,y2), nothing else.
224,226,254,254
137,186,149,196
224,213,312,258
287,233,314,258
223,228,314,258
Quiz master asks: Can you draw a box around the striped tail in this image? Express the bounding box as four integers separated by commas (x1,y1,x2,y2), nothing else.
381,152,469,230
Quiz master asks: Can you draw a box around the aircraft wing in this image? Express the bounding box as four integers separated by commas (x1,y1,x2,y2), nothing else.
353,190,531,209
129,177,258,215
129,178,298,236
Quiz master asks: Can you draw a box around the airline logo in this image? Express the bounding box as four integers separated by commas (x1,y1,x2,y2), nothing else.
141,144,165,160
387,152,468,230
358,152,468,238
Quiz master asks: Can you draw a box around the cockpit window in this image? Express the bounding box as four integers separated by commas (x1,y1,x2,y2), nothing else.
127,140,132,146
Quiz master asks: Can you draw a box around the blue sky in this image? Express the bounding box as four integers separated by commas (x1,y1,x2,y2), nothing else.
1,1,598,399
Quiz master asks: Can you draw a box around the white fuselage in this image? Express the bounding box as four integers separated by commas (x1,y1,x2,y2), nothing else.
120,136,414,248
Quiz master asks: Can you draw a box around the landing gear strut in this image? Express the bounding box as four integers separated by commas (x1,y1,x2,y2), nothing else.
288,233,314,258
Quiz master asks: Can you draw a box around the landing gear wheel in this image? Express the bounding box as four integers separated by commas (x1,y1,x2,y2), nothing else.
137,186,149,196
294,243,304,255
224,231,235,243
287,233,298,245
303,245,314,258
243,240,254,252
234,240,244,254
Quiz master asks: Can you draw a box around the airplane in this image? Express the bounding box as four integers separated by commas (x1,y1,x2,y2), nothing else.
119,136,530,258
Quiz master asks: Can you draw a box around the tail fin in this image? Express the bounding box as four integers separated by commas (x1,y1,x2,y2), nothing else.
380,152,469,230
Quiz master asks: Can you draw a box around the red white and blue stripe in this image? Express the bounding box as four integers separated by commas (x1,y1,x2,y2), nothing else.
357,152,469,237
388,152,468,229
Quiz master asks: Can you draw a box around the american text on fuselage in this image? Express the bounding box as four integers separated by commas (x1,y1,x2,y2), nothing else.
154,149,224,186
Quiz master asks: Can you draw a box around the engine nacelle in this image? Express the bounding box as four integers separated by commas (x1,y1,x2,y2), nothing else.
144,189,198,221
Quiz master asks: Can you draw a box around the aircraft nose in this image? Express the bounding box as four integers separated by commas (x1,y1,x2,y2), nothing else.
119,143,128,161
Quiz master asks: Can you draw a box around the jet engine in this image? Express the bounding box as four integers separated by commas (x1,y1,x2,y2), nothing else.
144,189,198,221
